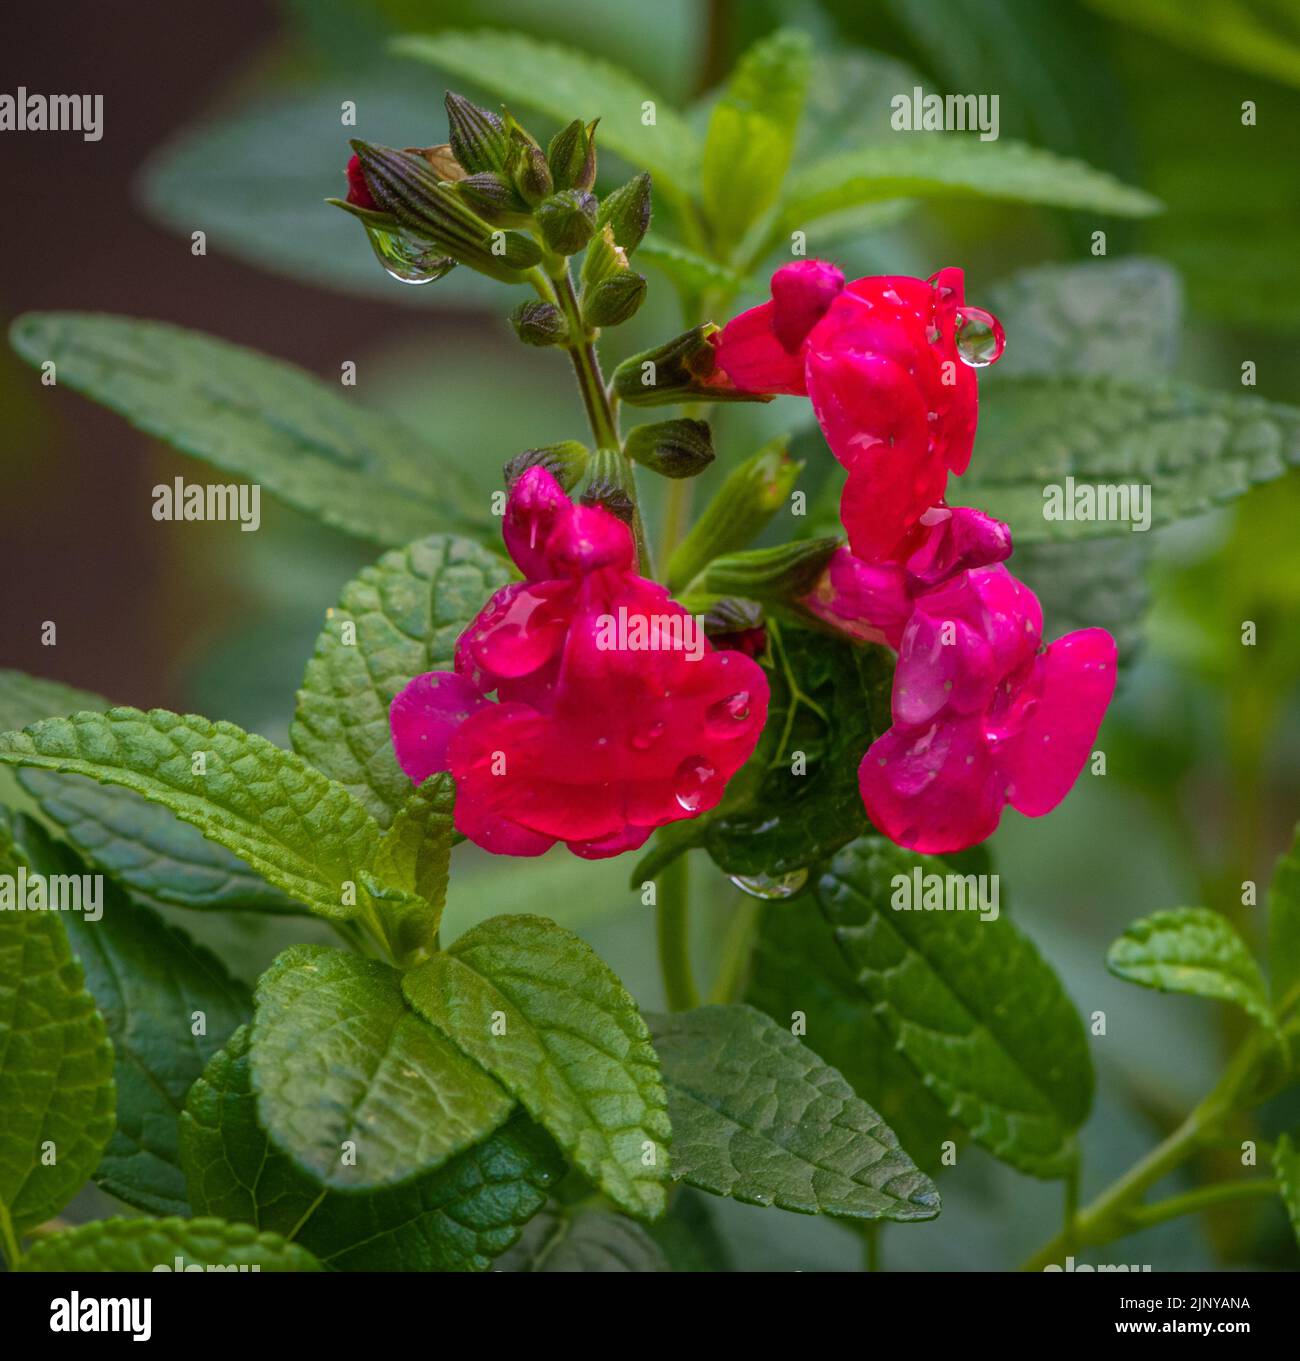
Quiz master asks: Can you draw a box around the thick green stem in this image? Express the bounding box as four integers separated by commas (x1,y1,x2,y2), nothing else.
1125,1179,1278,1232
708,897,758,1004
0,1200,22,1270
656,855,698,1011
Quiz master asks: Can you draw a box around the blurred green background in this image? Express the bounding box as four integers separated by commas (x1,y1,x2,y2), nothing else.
3,0,1299,1269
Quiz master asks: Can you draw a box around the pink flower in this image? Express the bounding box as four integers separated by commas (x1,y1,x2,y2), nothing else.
390,468,769,859
712,261,1004,562
345,154,377,211
858,563,1117,853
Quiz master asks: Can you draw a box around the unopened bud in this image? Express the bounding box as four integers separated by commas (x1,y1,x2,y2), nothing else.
548,118,598,192
404,143,465,181
513,141,553,205
583,271,647,328
504,441,589,492
695,538,841,601
454,171,529,224
613,325,766,407
595,173,652,254
510,300,568,346
537,189,598,256
624,418,715,479
444,92,510,174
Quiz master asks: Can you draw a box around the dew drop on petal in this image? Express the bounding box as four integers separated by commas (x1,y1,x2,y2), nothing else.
954,306,1006,367
673,756,715,813
630,720,666,750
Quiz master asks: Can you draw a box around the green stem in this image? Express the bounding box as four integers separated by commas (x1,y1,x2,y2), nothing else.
862,1224,882,1272
656,855,698,1011
708,897,759,1004
1124,1179,1278,1232
0,1200,22,1269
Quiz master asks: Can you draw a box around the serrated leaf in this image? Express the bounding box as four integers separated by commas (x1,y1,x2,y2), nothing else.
646,1003,939,1221
702,29,811,257
637,235,750,299
403,914,670,1220
182,1025,561,1271
0,708,385,923
372,774,454,915
8,312,487,548
1273,1133,1300,1245
1106,907,1274,1028
14,819,249,1216
817,837,1093,1179
497,1204,668,1272
291,534,511,827
778,138,1160,243
1268,825,1300,1014
394,30,700,196
251,945,512,1191
746,896,957,1172
0,844,115,1238
16,1216,320,1272
958,376,1300,543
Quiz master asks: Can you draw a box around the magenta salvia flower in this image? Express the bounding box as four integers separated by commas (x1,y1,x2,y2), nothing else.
390,467,770,859
858,563,1117,853
711,260,1005,562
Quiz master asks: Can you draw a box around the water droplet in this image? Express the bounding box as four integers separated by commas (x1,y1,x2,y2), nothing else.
705,691,751,734
630,720,665,750
673,756,715,812
364,223,455,285
729,868,810,900
954,307,1006,367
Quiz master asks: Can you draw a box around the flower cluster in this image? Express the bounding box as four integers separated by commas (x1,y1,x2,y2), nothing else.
390,468,769,859
713,261,1116,853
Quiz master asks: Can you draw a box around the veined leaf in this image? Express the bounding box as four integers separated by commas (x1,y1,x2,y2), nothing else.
0,837,115,1238
637,235,750,299
1268,825,1300,1014
0,708,384,922
8,312,487,548
817,837,1093,1179
702,29,811,257
371,774,454,916
403,914,670,1221
394,30,700,195
1107,907,1274,1028
16,1216,320,1272
647,1004,939,1221
958,376,1300,543
291,534,511,827
497,1204,668,1272
250,945,513,1191
182,1026,561,1271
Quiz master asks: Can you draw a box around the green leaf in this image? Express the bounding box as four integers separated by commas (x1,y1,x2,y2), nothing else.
182,1026,561,1271
1106,907,1274,1028
636,235,750,299
291,534,511,827
16,1216,320,1272
638,628,892,880
372,774,454,914
817,837,1094,1179
394,30,701,197
1268,825,1300,1013
778,138,1160,241
958,377,1300,543
15,819,249,1216
646,1004,939,1221
1273,1133,1300,1245
0,668,109,732
497,1204,668,1271
0,708,385,923
8,312,487,548
702,29,811,257
747,895,957,1172
403,914,670,1220
251,945,512,1191
0,844,115,1238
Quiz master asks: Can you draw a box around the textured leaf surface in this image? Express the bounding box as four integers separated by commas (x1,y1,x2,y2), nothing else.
498,1205,668,1272
747,896,956,1171
0,708,383,922
1273,1134,1300,1246
9,312,485,547
182,1026,560,1271
251,946,512,1191
1107,908,1274,1028
17,1216,320,1272
0,845,114,1235
291,535,510,826
1268,825,1300,1012
395,30,700,194
637,236,749,298
959,377,1300,543
404,914,670,1220
702,29,811,255
371,774,454,917
818,838,1093,1179
647,1004,938,1220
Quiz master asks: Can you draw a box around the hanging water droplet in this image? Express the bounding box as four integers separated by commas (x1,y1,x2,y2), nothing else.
630,719,666,751
673,755,715,812
729,868,809,900
364,223,455,285
705,691,751,734
954,307,1005,367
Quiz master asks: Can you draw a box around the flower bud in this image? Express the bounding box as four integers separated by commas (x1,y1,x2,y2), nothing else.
512,139,553,205
510,300,568,347
503,441,589,492
346,153,377,210
536,189,597,256
624,418,715,479
454,170,529,224
444,91,510,174
580,225,627,288
346,141,541,282
693,538,841,601
613,325,767,407
405,143,465,180
582,271,647,328
595,173,652,254
548,118,598,192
